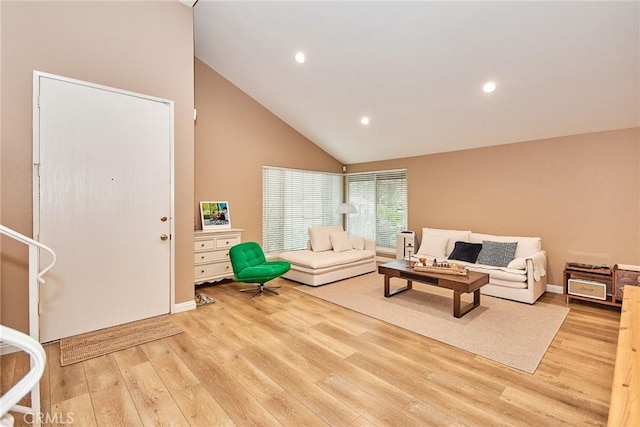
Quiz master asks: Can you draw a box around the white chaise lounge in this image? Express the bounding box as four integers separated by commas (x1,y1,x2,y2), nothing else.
279,225,376,286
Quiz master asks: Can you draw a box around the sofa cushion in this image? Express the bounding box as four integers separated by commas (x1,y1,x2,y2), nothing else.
350,235,365,250
470,233,541,259
280,249,374,269
448,241,483,263
417,234,449,258
236,261,291,282
330,231,353,253
422,228,471,256
308,225,343,252
477,241,518,267
507,257,527,270
486,278,528,289
453,260,528,281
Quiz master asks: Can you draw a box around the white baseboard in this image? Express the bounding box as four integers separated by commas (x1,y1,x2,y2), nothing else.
546,283,563,294
376,255,396,264
172,300,196,314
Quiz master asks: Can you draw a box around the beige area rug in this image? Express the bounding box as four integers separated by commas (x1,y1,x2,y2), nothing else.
59,315,182,366
296,273,569,374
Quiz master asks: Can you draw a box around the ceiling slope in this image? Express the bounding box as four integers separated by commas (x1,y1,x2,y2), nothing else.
194,1,639,164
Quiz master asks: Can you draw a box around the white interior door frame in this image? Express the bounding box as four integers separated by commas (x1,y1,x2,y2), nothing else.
32,71,177,339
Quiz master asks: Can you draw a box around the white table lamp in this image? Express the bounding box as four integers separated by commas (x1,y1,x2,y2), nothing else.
337,203,357,215
337,203,357,229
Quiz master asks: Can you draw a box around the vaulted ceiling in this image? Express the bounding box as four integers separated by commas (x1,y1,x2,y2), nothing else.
193,1,639,164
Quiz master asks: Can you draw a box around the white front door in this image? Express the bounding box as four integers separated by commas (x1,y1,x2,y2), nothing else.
35,73,173,342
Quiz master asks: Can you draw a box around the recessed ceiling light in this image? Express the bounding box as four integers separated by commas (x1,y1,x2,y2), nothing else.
294,52,306,64
360,116,370,125
483,81,497,93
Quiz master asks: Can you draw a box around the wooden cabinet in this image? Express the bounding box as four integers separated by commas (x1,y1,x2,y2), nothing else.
194,228,243,285
607,286,640,426
613,265,640,301
563,264,618,307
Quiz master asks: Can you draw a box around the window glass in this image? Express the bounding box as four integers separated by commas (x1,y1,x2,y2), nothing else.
263,166,342,253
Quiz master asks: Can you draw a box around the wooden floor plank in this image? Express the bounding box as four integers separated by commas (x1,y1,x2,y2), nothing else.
345,349,505,426
117,360,189,426
167,332,281,427
47,342,90,405
39,343,53,422
140,339,235,427
239,344,360,426
51,393,97,427
25,279,619,426
13,350,31,406
403,399,469,427
316,372,428,427
83,354,142,427
261,390,330,426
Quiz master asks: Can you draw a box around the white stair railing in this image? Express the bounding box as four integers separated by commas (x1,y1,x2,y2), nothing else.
0,224,56,427
0,326,46,425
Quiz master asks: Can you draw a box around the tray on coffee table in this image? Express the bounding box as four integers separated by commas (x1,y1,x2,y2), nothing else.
413,262,468,276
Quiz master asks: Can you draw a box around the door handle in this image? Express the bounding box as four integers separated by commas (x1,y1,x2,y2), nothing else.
160,234,168,241
160,216,168,222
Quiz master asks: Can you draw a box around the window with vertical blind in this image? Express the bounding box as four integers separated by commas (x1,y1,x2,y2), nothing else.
346,169,407,251
262,166,343,253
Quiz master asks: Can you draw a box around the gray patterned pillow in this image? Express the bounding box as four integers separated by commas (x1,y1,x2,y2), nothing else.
477,241,518,267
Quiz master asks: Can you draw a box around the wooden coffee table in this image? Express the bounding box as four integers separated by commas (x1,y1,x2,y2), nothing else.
378,260,490,318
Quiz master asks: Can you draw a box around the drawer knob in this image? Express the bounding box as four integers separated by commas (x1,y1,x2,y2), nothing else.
201,256,205,259
201,270,205,273
226,241,230,244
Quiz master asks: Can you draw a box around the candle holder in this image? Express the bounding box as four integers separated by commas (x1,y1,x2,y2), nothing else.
406,242,414,266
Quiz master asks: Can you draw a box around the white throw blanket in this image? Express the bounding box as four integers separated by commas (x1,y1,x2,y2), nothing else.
530,251,547,281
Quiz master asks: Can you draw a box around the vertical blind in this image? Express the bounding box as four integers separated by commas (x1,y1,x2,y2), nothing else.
347,169,407,250
263,166,342,253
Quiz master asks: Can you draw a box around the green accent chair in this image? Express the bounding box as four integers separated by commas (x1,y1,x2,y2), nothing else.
229,241,291,298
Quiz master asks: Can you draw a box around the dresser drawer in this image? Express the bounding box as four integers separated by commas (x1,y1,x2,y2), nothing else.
194,262,232,280
194,250,229,264
194,229,243,285
216,236,240,249
194,239,216,251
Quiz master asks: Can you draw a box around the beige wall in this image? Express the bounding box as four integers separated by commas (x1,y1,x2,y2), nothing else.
196,53,639,287
348,128,640,285
194,58,343,243
1,1,195,332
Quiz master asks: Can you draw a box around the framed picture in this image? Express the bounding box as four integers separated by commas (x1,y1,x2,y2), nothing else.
200,201,231,230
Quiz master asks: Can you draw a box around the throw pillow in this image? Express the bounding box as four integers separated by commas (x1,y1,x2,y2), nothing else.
417,234,449,259
422,227,471,256
350,235,365,250
308,225,343,252
330,231,353,253
448,241,483,263
477,241,518,267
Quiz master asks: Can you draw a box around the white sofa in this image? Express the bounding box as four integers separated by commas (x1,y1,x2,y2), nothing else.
415,227,548,304
279,225,377,286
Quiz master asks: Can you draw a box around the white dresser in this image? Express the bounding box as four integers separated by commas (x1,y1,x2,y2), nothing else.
194,228,243,285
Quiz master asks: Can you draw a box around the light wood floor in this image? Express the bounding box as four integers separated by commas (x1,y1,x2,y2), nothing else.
2,276,621,426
